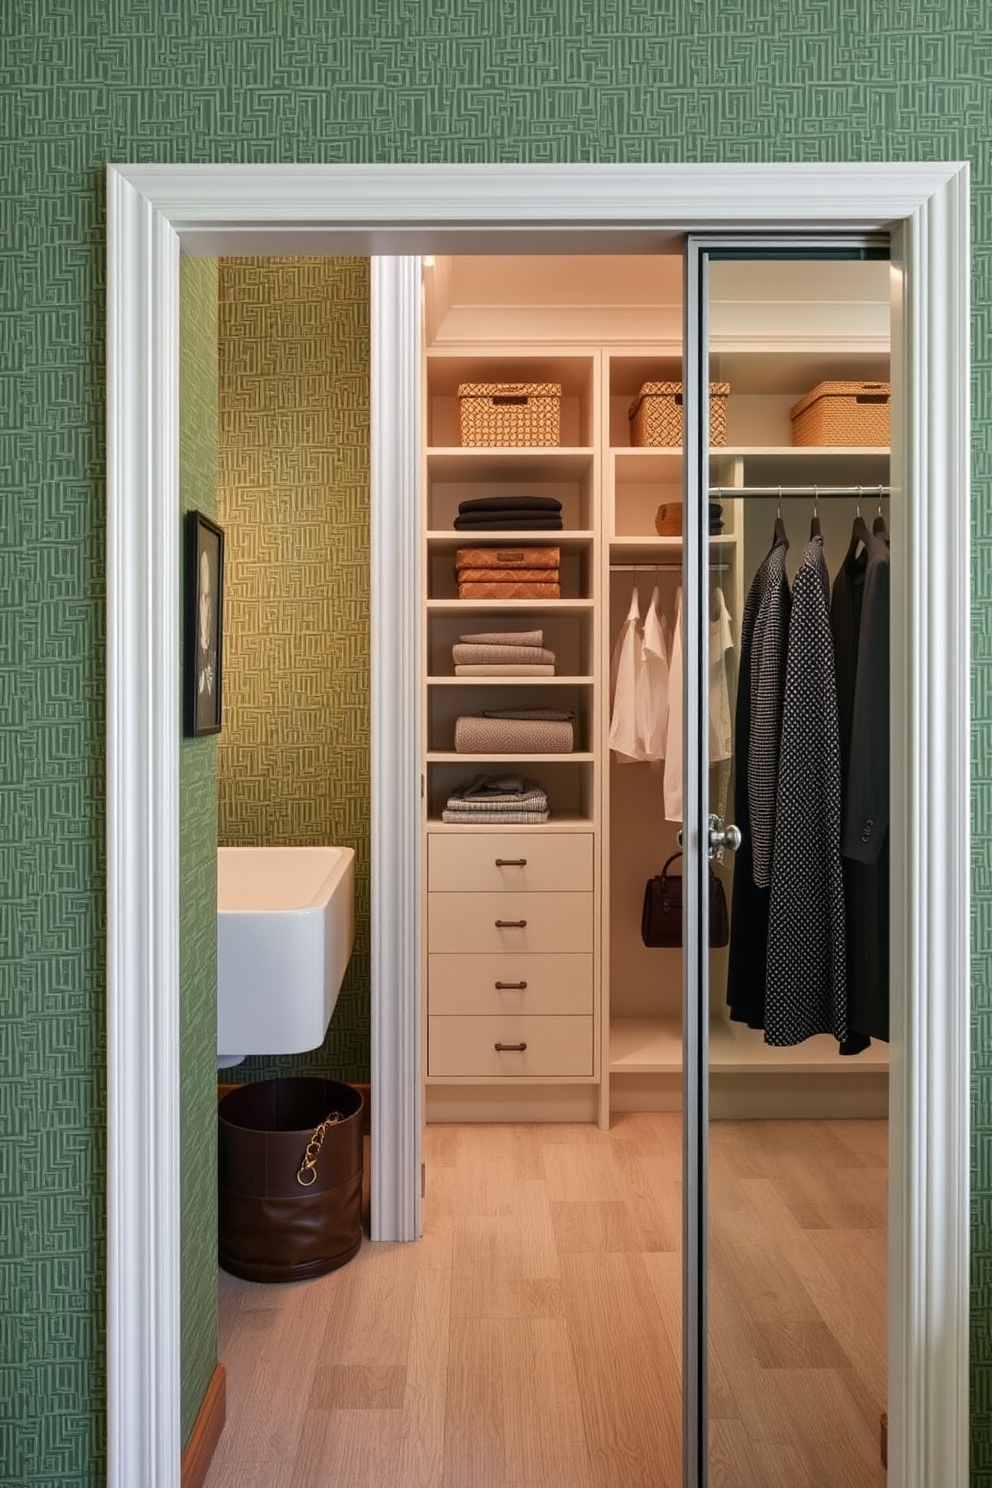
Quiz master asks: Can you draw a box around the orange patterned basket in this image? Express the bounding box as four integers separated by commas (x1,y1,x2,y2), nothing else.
790,381,890,446
629,382,730,447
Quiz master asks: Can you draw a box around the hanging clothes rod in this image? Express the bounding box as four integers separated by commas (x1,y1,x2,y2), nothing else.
611,561,730,573
709,485,890,498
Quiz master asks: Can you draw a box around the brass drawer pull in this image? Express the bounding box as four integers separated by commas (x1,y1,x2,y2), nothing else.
495,857,528,867
494,1042,527,1052
495,980,528,990
495,919,527,928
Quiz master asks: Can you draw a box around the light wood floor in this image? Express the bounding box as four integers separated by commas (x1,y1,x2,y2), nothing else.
203,1114,886,1488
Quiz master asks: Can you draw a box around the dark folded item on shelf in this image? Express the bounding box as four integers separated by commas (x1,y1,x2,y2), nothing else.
458,581,561,599
453,773,547,800
457,495,563,514
453,514,564,530
455,546,560,571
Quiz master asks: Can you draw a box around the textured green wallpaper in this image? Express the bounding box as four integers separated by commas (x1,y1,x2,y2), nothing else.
178,256,220,1449
1,4,990,1485
216,257,371,1085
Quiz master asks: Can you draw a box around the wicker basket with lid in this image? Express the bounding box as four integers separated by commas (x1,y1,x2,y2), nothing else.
789,380,890,446
458,382,561,447
628,382,730,447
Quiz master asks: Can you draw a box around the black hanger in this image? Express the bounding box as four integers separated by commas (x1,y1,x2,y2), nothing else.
810,488,821,540
845,491,871,561
873,489,887,536
773,489,787,546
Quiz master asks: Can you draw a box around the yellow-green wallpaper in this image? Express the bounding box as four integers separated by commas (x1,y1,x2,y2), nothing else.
216,258,371,1083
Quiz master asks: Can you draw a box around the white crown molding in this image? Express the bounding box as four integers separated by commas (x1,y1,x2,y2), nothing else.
105,159,969,1488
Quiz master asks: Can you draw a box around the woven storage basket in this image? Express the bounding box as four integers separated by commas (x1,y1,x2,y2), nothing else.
458,382,562,447
790,381,890,446
629,382,729,447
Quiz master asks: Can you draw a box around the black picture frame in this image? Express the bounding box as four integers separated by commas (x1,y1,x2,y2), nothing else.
185,511,225,737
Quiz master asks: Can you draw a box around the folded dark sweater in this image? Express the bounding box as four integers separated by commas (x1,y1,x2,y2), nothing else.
453,515,564,530
457,495,563,514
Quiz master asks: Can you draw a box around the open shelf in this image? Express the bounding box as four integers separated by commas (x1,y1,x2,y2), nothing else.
609,1015,891,1074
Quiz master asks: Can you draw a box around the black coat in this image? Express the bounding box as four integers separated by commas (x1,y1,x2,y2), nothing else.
764,537,848,1047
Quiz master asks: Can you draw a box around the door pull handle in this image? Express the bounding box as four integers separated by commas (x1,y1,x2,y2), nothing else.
495,919,527,928
494,1042,527,1052
495,858,527,867
495,980,528,990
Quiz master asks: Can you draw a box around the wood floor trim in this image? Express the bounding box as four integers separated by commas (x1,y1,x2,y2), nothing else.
182,1362,226,1488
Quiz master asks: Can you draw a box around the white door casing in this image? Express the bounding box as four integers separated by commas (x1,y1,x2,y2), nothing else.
105,162,970,1488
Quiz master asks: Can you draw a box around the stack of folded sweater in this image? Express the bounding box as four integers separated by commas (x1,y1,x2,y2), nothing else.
452,628,556,676
453,495,563,531
455,544,561,600
441,773,550,825
454,707,575,754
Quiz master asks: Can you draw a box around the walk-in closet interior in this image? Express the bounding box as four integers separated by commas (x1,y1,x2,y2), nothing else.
420,244,891,1486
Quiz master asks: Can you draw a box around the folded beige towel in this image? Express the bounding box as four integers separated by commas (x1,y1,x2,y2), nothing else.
454,715,574,753
454,664,555,676
459,630,544,646
452,643,556,667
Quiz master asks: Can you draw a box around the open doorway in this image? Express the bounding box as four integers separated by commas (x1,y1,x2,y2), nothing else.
105,162,969,1488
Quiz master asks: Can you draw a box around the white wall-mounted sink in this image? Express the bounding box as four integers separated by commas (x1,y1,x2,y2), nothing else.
217,845,355,1067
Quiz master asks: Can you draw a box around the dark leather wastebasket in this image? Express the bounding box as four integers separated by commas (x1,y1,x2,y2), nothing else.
218,1077,364,1283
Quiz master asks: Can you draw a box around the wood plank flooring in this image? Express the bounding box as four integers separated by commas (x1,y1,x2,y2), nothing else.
203,1114,886,1488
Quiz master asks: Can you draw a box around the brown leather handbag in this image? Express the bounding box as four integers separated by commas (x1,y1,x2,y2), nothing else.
218,1077,364,1283
641,851,730,948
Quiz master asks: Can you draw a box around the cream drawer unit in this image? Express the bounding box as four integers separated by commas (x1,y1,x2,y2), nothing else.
428,832,594,893
428,1014,594,1078
428,952,593,1016
428,891,593,955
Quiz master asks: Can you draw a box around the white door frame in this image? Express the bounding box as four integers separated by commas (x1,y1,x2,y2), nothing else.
105,162,970,1488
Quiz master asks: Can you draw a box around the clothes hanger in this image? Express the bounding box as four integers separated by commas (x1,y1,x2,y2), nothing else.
810,485,821,539
873,485,888,536
773,487,787,545
845,486,871,561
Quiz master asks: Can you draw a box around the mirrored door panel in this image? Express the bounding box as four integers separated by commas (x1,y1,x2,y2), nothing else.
701,250,891,1487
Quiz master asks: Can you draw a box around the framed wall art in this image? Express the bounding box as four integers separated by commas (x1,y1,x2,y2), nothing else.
185,511,224,737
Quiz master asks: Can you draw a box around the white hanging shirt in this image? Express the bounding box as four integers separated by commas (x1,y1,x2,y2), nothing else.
609,587,644,762
709,586,734,762
664,586,683,819
639,585,670,762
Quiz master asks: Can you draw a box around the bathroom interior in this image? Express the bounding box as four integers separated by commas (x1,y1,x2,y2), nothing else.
187,249,890,1488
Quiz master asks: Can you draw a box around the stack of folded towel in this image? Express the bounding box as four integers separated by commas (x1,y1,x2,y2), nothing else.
454,707,575,754
452,628,556,676
441,773,550,825
455,545,561,600
453,495,563,531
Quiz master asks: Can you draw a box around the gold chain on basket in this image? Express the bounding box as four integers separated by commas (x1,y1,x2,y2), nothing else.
296,1112,344,1186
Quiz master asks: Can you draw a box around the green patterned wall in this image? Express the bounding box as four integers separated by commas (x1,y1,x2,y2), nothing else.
1,4,990,1485
216,257,371,1086
178,257,220,1449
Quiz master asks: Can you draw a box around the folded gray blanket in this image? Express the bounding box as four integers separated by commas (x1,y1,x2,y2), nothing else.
441,807,551,824
451,773,545,800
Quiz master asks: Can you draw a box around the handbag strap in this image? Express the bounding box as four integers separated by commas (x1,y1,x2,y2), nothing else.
658,851,682,882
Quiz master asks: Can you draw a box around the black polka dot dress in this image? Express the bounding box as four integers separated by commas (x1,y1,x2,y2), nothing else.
764,537,848,1047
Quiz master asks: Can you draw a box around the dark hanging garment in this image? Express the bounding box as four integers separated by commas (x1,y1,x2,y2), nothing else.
832,530,890,1046
764,537,848,1047
727,536,790,1028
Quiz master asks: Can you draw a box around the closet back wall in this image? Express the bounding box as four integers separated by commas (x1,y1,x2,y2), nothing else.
216,257,371,1085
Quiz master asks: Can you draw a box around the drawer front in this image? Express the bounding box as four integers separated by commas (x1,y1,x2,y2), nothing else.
428,1015,593,1078
428,832,593,893
428,952,593,1016
428,892,593,954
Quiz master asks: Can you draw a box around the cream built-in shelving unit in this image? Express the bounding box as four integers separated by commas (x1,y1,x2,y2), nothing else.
422,254,891,1127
